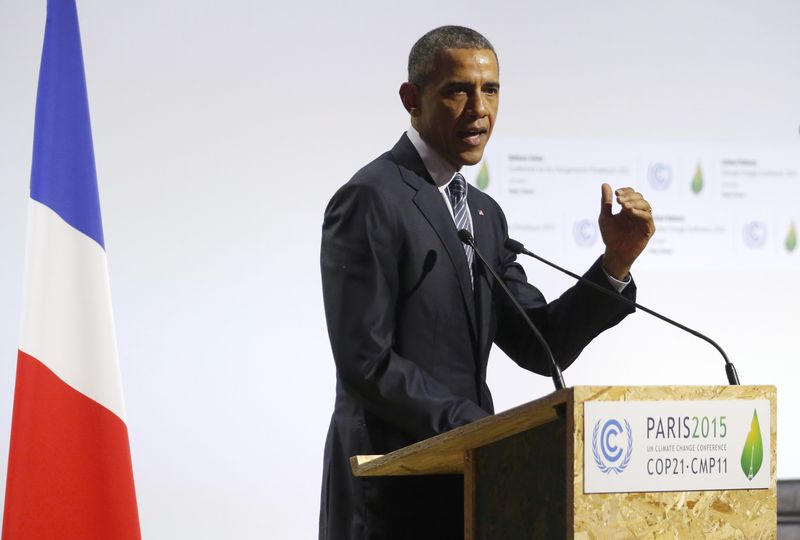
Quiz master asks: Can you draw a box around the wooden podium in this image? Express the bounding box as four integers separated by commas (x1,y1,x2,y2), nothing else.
351,386,776,539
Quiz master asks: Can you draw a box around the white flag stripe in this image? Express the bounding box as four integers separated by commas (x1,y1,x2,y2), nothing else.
19,199,126,421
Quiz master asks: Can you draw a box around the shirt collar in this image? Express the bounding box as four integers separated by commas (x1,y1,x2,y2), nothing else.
406,126,460,188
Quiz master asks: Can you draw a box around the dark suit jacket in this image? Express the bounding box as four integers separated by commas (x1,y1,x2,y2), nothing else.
319,135,635,539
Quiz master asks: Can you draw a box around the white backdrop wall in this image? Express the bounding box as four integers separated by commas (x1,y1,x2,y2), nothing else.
1,1,799,538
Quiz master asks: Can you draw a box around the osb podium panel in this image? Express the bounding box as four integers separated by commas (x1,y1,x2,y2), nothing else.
569,386,777,540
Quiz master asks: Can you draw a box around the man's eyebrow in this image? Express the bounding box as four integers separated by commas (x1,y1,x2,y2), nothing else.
441,81,473,90
441,80,500,90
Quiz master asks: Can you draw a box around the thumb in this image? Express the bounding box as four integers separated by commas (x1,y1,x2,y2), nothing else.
600,183,613,218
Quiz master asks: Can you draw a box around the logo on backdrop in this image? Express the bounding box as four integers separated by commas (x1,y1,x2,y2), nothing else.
786,222,798,253
740,409,764,480
691,162,705,194
742,221,768,249
647,162,673,191
475,161,490,191
573,219,598,247
592,418,633,474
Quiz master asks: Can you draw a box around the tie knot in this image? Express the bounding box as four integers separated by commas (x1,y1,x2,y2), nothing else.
448,173,467,201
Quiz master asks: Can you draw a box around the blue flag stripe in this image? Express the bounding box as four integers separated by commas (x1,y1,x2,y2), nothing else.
30,0,105,249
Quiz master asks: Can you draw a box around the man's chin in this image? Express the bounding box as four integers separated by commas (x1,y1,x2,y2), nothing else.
442,144,488,169
458,148,487,167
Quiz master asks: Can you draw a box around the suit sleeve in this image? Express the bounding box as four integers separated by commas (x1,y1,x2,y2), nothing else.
321,183,488,441
492,204,636,375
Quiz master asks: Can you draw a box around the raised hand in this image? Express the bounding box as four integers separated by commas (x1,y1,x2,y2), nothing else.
598,183,656,280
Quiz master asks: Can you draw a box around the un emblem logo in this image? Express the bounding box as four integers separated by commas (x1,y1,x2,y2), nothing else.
573,219,598,247
647,162,673,191
592,419,633,474
742,221,767,249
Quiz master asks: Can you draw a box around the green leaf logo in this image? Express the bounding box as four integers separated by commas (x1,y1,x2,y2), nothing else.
740,410,764,480
786,222,797,253
476,161,490,191
691,163,704,194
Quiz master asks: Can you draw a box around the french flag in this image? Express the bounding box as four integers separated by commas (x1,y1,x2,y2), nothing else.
2,0,141,538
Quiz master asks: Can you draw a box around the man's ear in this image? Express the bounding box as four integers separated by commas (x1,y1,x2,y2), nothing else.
399,82,421,117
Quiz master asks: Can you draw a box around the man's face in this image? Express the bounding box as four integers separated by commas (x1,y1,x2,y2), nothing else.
407,48,499,170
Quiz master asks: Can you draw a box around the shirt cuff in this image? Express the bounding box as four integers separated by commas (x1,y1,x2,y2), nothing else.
602,266,631,292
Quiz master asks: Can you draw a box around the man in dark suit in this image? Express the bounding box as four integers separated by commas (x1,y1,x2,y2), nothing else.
319,26,655,539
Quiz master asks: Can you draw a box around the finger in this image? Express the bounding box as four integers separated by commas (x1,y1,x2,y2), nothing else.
616,189,642,204
600,183,613,217
619,197,652,213
617,192,653,211
614,187,636,199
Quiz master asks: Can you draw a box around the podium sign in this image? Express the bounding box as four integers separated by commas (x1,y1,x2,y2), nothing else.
584,399,771,493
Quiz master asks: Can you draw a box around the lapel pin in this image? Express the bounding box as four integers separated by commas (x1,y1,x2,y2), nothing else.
478,209,484,216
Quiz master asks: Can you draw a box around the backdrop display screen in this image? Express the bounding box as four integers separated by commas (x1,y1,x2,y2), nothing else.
471,139,800,271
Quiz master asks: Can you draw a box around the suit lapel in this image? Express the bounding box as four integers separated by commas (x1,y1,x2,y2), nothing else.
391,136,478,341
412,186,477,336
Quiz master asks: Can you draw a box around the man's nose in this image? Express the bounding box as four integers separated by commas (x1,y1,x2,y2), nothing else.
467,91,488,118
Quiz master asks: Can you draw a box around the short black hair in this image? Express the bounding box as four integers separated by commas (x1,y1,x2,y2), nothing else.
408,26,496,88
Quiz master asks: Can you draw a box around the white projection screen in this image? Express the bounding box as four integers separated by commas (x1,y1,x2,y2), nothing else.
1,1,798,538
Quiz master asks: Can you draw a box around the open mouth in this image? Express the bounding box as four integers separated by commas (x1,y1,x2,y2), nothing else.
458,127,488,146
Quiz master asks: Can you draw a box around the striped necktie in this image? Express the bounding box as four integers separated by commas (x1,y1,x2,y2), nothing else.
446,173,474,285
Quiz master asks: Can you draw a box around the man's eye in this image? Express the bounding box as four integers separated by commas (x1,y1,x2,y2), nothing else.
443,85,469,96
484,87,499,95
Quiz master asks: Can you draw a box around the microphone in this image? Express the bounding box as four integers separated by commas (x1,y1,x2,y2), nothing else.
504,238,740,385
457,229,566,391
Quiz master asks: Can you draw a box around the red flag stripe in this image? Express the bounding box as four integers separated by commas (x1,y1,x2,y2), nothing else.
2,350,140,539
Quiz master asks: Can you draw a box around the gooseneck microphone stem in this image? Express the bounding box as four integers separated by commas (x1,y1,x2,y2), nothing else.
458,230,566,391
504,238,740,386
